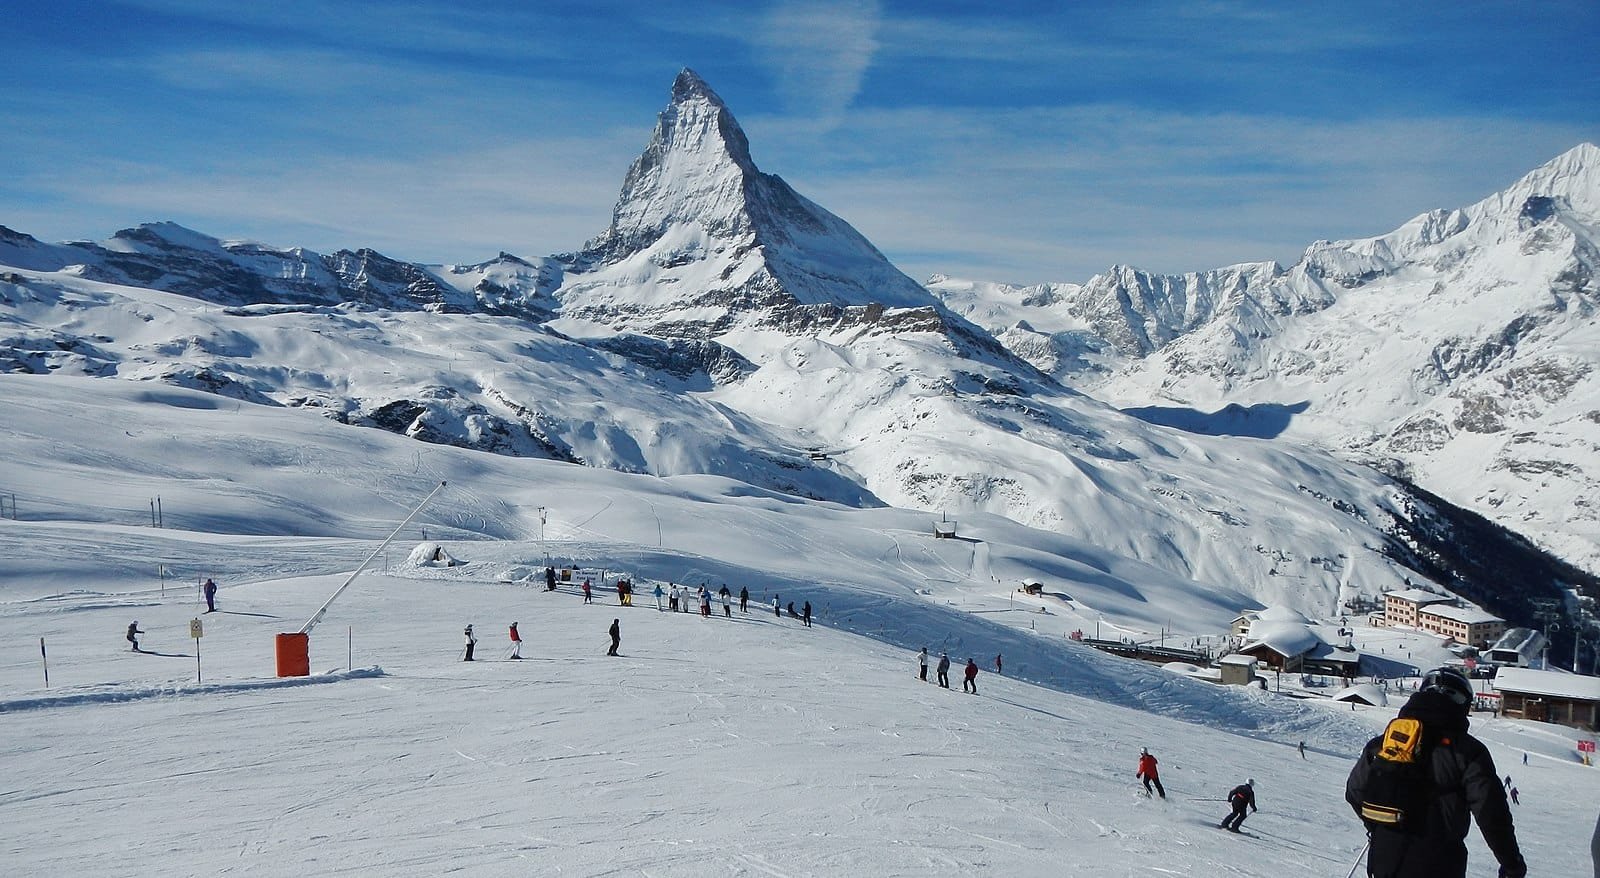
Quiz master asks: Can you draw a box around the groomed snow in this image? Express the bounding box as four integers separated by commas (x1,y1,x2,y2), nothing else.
1,375,1594,877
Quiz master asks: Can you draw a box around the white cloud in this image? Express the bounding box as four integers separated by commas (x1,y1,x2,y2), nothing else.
752,0,881,129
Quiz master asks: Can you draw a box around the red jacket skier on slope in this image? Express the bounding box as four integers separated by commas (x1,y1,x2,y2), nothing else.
1137,749,1166,798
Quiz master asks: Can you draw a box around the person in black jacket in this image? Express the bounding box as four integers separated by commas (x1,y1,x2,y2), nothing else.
1345,666,1526,878
1220,779,1256,831
607,619,620,656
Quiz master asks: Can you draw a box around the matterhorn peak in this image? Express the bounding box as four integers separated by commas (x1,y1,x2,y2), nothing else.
560,69,934,332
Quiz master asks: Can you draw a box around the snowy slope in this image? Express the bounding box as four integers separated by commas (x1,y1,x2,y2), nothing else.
0,381,1590,877
933,144,1600,573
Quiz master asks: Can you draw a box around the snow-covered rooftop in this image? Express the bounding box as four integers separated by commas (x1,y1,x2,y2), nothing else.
1422,603,1501,625
1385,588,1454,606
1493,667,1600,702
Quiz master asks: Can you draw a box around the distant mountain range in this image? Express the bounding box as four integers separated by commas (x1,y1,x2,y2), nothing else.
929,143,1600,575
2,69,1594,663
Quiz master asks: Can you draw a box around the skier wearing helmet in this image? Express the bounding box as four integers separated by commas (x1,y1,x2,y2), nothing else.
1345,666,1525,878
1220,779,1256,832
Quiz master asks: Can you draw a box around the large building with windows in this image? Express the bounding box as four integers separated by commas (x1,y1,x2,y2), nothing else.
1379,589,1505,648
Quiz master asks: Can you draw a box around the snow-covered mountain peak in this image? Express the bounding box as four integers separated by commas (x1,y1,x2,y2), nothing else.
556,70,934,337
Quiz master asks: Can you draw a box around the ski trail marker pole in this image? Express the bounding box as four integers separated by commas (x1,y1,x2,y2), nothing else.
1345,840,1369,878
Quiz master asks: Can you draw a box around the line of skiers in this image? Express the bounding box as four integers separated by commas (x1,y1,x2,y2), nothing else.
914,647,986,693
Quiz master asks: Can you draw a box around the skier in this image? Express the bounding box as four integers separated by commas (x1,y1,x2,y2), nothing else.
699,588,711,617
508,622,522,659
1345,666,1524,878
203,578,218,613
739,586,749,613
127,621,144,652
463,624,477,661
937,652,951,688
545,566,557,591
994,653,1002,675
617,581,627,606
772,595,780,618
786,601,797,619
1137,748,1166,798
582,579,592,604
801,601,811,627
669,583,680,612
1299,740,1307,760
720,585,732,618
1503,775,1512,790
607,618,620,656
654,582,665,612
1219,779,1256,832
917,647,929,682
963,657,979,694
1510,786,1519,806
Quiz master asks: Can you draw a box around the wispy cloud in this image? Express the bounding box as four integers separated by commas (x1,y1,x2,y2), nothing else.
751,0,881,129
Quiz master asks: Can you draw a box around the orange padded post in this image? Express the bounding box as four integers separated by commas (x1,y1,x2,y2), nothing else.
275,632,310,677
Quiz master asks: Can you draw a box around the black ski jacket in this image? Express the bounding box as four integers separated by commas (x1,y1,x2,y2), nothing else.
1345,690,1524,878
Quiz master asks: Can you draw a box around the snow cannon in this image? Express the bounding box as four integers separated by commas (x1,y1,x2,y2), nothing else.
276,481,447,677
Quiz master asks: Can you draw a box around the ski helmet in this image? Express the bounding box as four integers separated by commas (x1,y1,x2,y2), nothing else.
1247,778,1255,786
1420,666,1474,711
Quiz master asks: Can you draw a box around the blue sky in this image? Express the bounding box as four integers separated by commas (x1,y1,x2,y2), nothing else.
3,0,1597,283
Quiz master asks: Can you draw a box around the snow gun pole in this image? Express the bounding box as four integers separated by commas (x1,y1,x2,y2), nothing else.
297,481,447,636
1344,840,1369,878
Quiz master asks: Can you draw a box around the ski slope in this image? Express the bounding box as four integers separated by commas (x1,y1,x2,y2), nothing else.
0,375,1594,876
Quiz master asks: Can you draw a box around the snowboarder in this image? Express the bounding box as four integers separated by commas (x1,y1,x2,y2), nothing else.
1345,666,1525,878
203,578,217,613
937,652,951,688
669,583,680,612
801,601,811,627
963,657,979,694
127,621,144,652
463,624,477,661
786,601,798,619
1220,779,1256,832
607,619,620,656
654,583,665,612
1136,748,1166,798
994,653,1002,674
720,586,732,618
508,622,522,659
739,586,749,613
582,579,592,604
917,647,929,682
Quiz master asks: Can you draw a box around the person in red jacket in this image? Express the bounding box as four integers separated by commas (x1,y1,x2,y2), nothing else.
508,622,523,659
963,657,979,694
1137,748,1166,798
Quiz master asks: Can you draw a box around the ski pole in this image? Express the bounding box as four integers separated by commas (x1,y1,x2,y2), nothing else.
1345,840,1369,878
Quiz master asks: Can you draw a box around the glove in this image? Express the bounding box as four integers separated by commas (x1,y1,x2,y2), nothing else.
1499,859,1527,878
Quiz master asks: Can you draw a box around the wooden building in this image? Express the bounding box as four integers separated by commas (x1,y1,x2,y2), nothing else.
1493,667,1600,731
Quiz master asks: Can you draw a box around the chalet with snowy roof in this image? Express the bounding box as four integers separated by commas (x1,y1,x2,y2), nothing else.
1492,667,1600,731
1234,620,1359,676
1230,605,1311,638
1486,628,1547,668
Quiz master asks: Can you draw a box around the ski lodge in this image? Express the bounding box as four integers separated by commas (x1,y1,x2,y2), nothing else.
1492,667,1600,731
1376,588,1506,648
